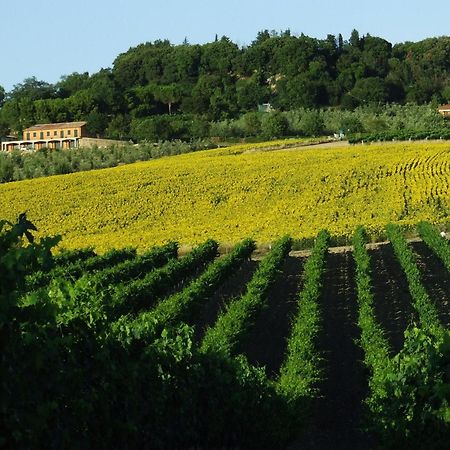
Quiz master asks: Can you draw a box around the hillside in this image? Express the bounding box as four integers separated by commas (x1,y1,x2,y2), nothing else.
0,141,449,251
2,33,450,142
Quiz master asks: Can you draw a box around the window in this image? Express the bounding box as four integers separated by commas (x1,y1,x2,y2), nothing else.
26,133,30,140
67,129,71,135
47,131,50,137
40,132,44,139
54,131,58,136
74,129,78,137
60,130,64,138
33,132,36,137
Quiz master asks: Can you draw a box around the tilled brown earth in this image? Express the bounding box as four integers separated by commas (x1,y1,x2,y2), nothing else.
237,256,305,377
290,251,375,449
410,241,450,327
368,244,417,354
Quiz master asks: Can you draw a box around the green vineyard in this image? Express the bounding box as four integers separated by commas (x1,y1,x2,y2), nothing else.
1,216,449,449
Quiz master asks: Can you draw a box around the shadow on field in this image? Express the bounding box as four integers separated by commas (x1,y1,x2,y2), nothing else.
193,259,259,343
290,251,375,450
369,244,417,354
237,256,305,378
411,241,450,327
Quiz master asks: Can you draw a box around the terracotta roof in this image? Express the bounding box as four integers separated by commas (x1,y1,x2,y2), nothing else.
438,104,450,110
24,121,87,131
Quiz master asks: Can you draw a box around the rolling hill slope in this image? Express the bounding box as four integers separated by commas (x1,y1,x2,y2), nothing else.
0,141,448,252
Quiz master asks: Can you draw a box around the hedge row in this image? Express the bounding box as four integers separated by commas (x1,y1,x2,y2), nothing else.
348,129,450,144
200,235,292,356
277,229,329,402
114,238,256,344
108,239,218,319
385,223,441,330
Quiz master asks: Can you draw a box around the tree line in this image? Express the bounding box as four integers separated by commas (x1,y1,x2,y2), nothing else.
0,30,450,142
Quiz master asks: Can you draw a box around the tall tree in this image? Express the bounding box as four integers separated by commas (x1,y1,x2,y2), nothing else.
153,84,182,114
0,85,5,108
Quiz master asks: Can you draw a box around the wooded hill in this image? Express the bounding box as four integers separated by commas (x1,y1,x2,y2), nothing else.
0,30,449,141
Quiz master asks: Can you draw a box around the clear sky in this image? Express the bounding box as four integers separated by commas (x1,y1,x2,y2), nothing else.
1,0,449,92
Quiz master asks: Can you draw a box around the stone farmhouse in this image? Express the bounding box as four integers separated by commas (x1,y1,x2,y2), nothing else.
1,121,88,151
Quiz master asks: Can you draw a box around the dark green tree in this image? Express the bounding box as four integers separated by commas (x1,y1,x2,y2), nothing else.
0,85,5,108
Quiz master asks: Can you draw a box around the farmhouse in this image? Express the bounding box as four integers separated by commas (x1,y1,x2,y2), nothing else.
438,104,450,117
1,121,88,151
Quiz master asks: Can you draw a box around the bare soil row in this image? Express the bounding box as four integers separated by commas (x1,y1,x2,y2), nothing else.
168,241,449,448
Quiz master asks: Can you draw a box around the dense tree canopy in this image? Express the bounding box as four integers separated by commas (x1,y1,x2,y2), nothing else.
1,31,449,141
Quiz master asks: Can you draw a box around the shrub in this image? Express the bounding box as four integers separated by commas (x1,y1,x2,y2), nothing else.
261,112,289,139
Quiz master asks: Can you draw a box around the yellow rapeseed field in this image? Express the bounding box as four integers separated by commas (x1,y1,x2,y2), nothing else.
0,141,448,252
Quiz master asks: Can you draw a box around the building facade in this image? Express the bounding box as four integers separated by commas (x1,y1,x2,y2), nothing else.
438,105,450,117
1,122,88,151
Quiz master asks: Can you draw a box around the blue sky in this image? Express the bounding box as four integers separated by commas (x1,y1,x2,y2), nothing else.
1,0,449,92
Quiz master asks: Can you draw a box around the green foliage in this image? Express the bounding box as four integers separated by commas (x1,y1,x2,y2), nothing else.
0,84,5,108
87,241,179,288
201,236,292,356
0,152,15,182
385,224,441,329
351,227,392,405
349,129,450,144
369,327,450,448
4,216,449,448
417,221,450,273
298,110,325,136
25,247,137,292
348,77,390,105
3,33,449,143
277,230,329,402
0,214,60,320
242,111,263,136
261,111,289,139
109,239,218,321
115,239,256,344
52,247,96,267
353,226,449,447
1,219,291,449
352,226,391,361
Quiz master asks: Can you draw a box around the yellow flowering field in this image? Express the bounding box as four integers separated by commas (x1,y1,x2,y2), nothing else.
0,141,448,252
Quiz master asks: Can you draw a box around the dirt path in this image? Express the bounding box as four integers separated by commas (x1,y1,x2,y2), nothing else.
368,245,417,354
237,256,305,377
290,251,374,449
281,140,352,152
410,241,450,327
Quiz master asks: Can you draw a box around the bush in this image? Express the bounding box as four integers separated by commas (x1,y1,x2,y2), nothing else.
0,153,14,182
261,112,289,139
369,327,450,448
242,111,263,136
300,110,325,136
